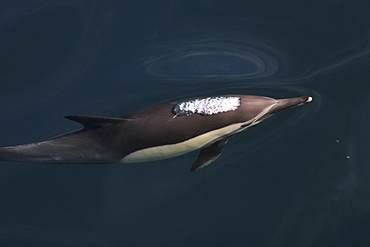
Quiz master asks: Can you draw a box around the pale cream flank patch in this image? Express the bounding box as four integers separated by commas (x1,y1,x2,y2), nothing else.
121,122,243,163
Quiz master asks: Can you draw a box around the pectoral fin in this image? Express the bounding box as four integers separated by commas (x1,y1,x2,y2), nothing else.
190,137,231,172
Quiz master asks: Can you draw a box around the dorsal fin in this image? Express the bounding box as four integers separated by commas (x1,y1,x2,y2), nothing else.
64,115,131,128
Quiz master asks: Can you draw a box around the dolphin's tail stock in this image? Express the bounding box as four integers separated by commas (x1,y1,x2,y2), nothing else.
0,132,121,164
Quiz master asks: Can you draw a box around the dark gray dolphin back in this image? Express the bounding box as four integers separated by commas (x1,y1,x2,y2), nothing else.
114,95,256,155
0,96,247,163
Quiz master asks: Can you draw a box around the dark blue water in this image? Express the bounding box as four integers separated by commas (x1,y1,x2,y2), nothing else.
0,0,369,246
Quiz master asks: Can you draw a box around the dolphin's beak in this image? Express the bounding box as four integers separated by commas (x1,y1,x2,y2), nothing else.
269,96,313,115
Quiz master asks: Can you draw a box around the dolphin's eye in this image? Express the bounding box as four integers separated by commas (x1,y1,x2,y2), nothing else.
173,97,241,116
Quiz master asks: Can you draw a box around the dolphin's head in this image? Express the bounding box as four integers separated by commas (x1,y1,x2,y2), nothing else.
267,96,313,115
237,95,313,127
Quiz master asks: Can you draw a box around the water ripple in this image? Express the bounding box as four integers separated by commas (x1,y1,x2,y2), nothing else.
144,39,286,81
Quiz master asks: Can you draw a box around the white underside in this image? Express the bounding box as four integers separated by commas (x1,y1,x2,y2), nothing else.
121,122,243,163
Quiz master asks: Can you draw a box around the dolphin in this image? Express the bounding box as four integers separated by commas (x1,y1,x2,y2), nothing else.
0,95,312,171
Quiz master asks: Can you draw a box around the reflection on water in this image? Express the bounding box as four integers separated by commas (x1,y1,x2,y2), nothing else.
299,37,370,81
145,39,285,82
144,36,370,88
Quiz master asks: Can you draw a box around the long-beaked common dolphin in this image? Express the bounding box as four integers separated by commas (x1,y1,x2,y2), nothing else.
0,95,312,171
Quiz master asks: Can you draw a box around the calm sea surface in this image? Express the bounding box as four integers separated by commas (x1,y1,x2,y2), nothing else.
0,1,369,246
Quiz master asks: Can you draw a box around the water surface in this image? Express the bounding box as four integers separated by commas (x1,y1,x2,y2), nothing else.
0,0,369,246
